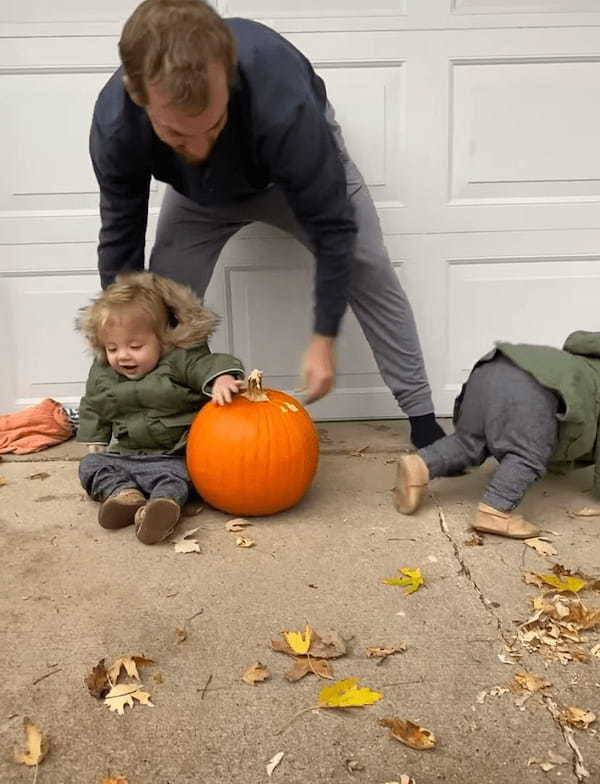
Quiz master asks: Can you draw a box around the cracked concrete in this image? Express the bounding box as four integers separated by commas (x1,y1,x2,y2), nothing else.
1,419,599,784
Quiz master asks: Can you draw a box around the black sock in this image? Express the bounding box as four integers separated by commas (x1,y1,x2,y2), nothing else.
409,413,445,449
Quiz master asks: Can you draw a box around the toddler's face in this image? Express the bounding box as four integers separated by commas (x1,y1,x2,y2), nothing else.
102,315,161,379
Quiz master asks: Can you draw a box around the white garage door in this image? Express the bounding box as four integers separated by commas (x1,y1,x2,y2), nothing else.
1,1,600,419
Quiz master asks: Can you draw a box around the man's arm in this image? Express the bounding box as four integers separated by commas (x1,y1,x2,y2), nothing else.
90,113,151,288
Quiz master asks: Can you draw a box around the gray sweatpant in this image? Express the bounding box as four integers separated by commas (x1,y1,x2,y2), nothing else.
419,355,559,511
79,453,192,507
149,104,434,417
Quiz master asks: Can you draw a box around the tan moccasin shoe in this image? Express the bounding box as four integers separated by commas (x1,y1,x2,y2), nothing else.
98,488,146,529
134,498,181,545
394,453,429,514
473,503,540,539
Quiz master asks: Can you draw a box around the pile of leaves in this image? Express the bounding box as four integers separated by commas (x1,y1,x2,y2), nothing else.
518,566,600,664
85,655,155,715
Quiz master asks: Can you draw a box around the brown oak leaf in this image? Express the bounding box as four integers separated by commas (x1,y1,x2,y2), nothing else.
85,658,110,699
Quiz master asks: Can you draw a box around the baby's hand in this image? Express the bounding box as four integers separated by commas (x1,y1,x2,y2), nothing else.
212,374,243,406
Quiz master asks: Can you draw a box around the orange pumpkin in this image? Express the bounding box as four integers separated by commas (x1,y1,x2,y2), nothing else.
186,369,319,516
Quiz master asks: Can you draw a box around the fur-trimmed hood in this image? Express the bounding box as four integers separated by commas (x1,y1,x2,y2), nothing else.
76,272,219,363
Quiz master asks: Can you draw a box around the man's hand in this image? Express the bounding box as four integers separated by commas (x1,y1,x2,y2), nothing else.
300,335,336,404
212,374,243,406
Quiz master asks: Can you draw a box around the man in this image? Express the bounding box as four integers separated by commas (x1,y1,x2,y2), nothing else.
90,0,445,447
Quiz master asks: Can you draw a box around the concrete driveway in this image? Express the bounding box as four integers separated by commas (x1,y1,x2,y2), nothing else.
1,420,599,783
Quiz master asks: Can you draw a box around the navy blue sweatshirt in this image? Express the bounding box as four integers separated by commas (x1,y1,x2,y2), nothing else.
90,18,357,337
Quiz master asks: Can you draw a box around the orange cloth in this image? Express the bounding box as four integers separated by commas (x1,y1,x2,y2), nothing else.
0,398,73,454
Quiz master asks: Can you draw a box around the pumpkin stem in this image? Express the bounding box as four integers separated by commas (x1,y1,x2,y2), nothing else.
241,369,269,402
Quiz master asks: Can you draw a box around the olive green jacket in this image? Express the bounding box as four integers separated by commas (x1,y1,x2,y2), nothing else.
459,331,600,497
77,345,244,455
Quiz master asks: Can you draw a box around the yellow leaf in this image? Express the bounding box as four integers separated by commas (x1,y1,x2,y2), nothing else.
537,573,587,593
14,718,48,766
284,625,312,655
236,535,256,548
104,682,154,715
380,717,436,749
318,677,383,708
512,671,551,693
383,567,424,595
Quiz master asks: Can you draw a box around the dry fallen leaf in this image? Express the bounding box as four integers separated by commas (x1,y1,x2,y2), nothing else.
175,627,187,644
242,662,270,686
226,517,251,532
512,671,551,693
523,572,545,588
266,751,284,777
285,657,333,682
350,445,369,457
28,471,50,481
100,777,129,784
591,643,600,658
272,627,346,659
14,718,48,766
560,706,596,729
383,567,424,595
318,678,383,708
379,717,436,749
384,778,415,784
464,532,483,547
108,655,154,685
104,682,154,715
0,476,8,487
236,535,255,548
85,658,110,699
345,759,365,773
172,527,201,553
572,506,600,517
366,644,407,662
524,538,557,557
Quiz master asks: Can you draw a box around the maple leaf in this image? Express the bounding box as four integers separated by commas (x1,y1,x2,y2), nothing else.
236,535,255,548
283,625,312,655
226,518,251,532
285,657,333,682
104,682,154,715
318,678,383,708
272,627,346,659
524,538,557,557
379,717,436,749
172,527,201,553
107,655,155,685
242,662,270,685
383,567,424,594
536,573,586,593
512,671,551,693
85,658,110,699
560,706,597,729
14,718,48,766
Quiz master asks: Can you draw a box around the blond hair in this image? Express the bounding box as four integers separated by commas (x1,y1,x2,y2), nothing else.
119,0,236,113
77,272,218,362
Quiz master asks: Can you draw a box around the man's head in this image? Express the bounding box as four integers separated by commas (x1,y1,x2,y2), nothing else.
119,0,236,163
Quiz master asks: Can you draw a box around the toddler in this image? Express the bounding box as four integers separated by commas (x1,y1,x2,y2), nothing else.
395,332,600,538
76,272,244,544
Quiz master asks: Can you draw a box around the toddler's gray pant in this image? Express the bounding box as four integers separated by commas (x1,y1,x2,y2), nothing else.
419,355,559,511
79,453,192,507
149,104,434,417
